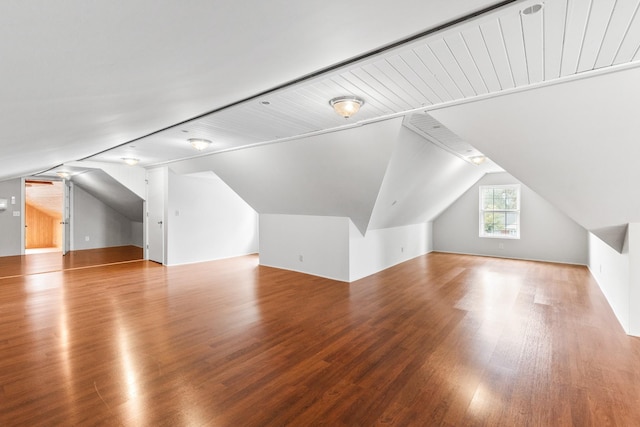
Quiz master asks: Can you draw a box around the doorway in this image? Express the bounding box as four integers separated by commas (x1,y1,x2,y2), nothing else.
24,179,65,254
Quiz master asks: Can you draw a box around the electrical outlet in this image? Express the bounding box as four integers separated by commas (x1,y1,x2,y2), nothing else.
498,243,504,249
299,255,303,262
12,211,20,217
85,236,90,242
401,247,404,253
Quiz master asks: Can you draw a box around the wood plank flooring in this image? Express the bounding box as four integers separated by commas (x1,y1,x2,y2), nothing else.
0,245,143,279
1,251,639,426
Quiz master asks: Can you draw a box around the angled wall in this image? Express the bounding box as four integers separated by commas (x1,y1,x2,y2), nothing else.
258,215,433,282
72,184,137,250
165,171,258,266
349,221,432,282
368,125,484,230
170,118,404,234
433,172,588,265
589,224,640,337
430,66,640,234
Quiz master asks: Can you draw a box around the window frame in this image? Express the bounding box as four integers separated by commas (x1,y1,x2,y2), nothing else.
478,184,521,239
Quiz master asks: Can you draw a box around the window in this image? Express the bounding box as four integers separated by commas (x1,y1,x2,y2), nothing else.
479,185,520,239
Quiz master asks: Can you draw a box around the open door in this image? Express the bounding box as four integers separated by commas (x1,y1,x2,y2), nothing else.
62,180,71,255
24,179,64,254
147,168,165,264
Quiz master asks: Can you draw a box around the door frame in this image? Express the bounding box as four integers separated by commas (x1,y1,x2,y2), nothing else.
146,167,166,264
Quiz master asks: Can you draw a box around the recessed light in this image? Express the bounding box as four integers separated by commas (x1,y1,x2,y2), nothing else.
182,129,189,133
432,125,441,129
522,4,543,15
260,101,271,105
122,158,139,166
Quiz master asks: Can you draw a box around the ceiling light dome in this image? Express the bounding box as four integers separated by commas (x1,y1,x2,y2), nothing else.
188,138,212,151
122,157,139,166
330,96,364,118
469,156,487,165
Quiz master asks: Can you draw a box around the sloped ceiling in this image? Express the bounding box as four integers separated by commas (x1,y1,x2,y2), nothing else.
170,118,404,234
430,66,640,250
169,117,492,235
368,125,486,230
25,181,63,219
83,0,640,172
72,170,143,221
0,0,502,181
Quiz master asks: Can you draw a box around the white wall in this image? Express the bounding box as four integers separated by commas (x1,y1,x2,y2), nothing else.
131,221,144,247
259,214,350,282
165,171,258,266
628,224,640,336
0,178,23,256
588,231,630,333
72,185,137,250
259,214,434,282
433,172,588,265
349,221,432,281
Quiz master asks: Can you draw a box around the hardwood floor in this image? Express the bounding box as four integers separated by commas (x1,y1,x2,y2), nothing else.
0,245,143,279
1,251,639,426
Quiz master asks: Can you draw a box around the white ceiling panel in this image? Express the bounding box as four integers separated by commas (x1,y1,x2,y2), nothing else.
500,12,530,86
444,33,490,95
618,9,640,63
385,55,442,105
368,61,431,107
479,20,516,89
461,27,503,91
543,0,568,79
560,0,592,76
595,0,640,68
398,50,453,102
577,0,616,72
414,45,465,100
521,5,544,83
429,38,478,97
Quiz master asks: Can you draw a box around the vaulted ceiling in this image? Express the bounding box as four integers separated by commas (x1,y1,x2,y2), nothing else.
0,0,502,180
4,0,640,248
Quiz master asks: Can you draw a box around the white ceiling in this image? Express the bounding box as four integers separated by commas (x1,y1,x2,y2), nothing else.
78,0,640,171
0,0,502,181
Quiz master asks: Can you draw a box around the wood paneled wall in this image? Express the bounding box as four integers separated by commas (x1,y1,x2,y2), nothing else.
25,203,61,249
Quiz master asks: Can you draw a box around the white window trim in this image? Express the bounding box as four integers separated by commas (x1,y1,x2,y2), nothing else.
479,184,521,239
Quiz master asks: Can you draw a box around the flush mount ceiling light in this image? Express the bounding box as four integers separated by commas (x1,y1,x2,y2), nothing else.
329,96,364,118
56,171,70,179
470,156,487,165
521,4,543,15
188,138,212,151
122,157,139,166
